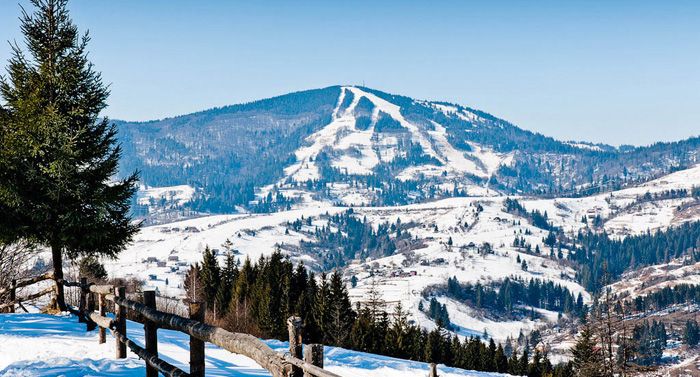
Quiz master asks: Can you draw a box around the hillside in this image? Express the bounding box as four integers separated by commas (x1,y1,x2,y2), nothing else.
116,86,700,219
99,163,700,364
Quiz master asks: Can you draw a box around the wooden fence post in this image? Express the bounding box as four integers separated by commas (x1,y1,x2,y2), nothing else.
86,289,96,331
115,286,127,359
98,293,106,344
287,316,303,377
429,363,438,377
9,279,16,314
143,290,158,377
78,277,87,323
303,344,323,377
189,301,205,377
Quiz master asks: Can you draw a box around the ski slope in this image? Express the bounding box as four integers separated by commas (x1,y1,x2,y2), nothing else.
0,313,507,377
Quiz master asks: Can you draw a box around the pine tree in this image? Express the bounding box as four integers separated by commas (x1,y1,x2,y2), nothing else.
571,326,603,377
214,252,237,318
684,319,699,346
199,246,221,312
327,270,354,346
0,0,138,311
495,344,509,373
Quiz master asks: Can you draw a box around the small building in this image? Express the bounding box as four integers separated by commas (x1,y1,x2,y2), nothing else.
148,274,157,281
156,261,166,268
167,255,179,262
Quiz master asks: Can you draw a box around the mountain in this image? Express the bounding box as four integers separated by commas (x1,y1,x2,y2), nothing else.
116,86,700,219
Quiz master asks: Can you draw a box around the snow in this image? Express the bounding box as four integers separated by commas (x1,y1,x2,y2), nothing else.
0,313,506,377
137,185,195,207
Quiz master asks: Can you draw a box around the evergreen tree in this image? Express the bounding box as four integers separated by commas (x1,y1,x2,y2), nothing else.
571,326,603,377
199,246,221,311
327,270,354,346
495,344,509,373
684,319,699,347
0,0,138,311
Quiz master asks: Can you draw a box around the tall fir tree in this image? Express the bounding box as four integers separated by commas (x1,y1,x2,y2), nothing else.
0,0,139,310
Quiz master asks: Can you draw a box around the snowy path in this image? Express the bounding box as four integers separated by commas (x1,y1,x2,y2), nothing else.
0,313,506,377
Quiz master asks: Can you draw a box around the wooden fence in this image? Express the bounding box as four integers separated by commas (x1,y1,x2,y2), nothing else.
0,274,343,377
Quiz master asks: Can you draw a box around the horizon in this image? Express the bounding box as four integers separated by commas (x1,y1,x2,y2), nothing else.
1,1,699,146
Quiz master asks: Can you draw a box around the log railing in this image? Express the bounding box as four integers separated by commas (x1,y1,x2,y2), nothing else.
71,279,342,377
0,272,55,313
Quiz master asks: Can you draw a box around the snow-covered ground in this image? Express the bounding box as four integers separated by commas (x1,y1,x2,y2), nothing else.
0,313,507,377
99,163,700,355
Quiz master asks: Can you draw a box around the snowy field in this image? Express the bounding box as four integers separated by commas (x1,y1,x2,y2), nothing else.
0,313,506,377
99,163,700,354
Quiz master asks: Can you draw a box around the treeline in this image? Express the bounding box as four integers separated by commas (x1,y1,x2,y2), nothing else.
570,221,700,291
297,209,416,267
429,277,585,320
186,248,561,376
504,198,555,231
630,283,700,313
422,297,452,330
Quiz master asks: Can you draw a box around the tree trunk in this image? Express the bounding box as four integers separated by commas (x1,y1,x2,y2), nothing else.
52,243,67,311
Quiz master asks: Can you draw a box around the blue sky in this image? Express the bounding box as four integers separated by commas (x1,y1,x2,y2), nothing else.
1,1,698,146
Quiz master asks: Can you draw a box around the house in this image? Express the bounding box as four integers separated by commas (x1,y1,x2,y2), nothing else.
143,256,159,264
156,261,166,268
167,255,179,262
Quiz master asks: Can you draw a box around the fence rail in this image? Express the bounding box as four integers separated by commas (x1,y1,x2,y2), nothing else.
0,275,343,377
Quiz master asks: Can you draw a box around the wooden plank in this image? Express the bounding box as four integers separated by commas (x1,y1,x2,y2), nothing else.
189,302,205,377
143,291,159,377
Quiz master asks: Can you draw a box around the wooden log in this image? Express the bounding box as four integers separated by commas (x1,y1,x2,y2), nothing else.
9,279,16,314
303,344,324,377
144,291,159,377
98,294,106,344
115,287,127,359
87,311,114,330
110,295,294,377
78,278,87,323
429,363,438,377
287,316,303,377
0,286,56,311
89,284,115,295
0,272,53,296
281,354,342,377
111,329,189,377
86,290,97,331
189,302,205,377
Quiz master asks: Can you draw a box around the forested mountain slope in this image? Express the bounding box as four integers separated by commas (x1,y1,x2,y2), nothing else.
116,86,699,217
